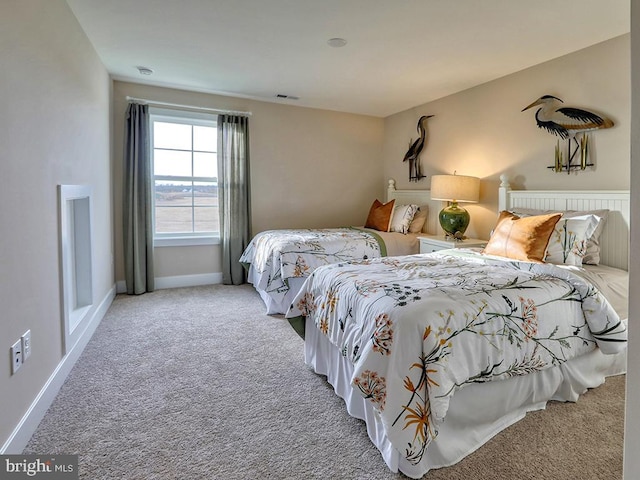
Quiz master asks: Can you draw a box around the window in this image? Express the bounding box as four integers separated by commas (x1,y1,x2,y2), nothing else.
150,109,218,245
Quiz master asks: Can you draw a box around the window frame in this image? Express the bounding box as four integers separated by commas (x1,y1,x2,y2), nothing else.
149,108,220,247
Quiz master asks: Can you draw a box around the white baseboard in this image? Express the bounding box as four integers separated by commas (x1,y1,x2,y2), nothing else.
116,273,222,294
155,272,222,289
0,285,116,454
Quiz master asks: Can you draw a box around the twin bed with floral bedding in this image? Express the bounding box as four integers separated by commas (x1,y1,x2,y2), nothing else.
240,227,421,315
240,182,435,315
283,180,630,478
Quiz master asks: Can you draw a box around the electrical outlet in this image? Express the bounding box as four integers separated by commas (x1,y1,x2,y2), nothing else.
22,330,31,361
10,339,22,375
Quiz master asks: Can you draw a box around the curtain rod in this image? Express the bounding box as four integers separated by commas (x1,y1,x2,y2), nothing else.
125,96,252,117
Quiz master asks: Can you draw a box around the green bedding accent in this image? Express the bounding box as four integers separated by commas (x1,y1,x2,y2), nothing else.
351,227,387,257
287,316,305,339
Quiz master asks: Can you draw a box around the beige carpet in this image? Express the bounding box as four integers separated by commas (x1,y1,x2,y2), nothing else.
24,285,625,479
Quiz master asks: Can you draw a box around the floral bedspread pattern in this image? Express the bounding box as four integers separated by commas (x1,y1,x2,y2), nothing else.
240,227,384,306
286,250,626,465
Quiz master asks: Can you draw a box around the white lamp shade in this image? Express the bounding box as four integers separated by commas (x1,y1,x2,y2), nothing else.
430,174,480,203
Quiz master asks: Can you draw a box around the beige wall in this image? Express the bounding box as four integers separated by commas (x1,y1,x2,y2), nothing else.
383,35,630,240
0,1,112,447
112,81,384,283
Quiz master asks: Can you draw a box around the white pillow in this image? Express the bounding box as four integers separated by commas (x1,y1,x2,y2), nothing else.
509,208,608,265
390,204,419,234
545,215,601,266
563,210,607,265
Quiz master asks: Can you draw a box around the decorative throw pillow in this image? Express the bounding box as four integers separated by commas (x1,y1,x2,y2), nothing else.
509,208,608,265
365,199,396,232
390,204,419,234
545,215,601,266
562,210,607,264
482,211,562,262
408,207,428,233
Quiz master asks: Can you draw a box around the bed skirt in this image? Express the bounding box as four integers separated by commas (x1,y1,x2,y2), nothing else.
304,316,627,479
247,267,306,315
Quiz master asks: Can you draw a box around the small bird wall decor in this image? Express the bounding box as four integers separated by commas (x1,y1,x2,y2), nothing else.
522,95,613,174
403,115,433,182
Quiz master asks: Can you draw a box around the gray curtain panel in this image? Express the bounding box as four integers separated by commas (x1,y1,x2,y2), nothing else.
123,103,155,294
217,115,251,285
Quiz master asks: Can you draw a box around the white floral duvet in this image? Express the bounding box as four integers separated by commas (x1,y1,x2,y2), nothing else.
286,249,627,466
240,228,385,312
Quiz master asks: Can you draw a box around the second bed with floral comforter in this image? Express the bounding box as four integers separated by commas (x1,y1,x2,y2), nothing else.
241,227,399,314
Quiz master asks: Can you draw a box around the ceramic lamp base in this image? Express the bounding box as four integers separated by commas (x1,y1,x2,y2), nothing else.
438,203,470,239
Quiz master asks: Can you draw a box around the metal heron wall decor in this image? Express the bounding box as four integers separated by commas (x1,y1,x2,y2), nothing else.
522,95,613,174
403,115,433,182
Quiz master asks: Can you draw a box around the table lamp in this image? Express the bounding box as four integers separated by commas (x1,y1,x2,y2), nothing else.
430,174,480,239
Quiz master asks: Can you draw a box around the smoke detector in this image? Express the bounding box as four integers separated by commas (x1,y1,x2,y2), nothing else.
136,66,154,75
327,38,347,48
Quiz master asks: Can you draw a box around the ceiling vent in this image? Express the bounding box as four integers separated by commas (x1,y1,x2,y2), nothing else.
275,94,299,100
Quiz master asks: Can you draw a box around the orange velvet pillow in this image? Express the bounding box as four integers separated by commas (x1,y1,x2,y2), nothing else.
482,211,562,262
365,199,396,232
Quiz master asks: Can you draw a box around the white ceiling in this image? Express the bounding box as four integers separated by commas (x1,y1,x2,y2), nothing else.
66,0,629,118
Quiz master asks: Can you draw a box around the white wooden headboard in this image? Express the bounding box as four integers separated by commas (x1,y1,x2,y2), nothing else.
498,174,630,271
386,179,440,234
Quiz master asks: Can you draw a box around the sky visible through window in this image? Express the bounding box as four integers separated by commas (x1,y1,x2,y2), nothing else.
153,120,218,235
153,121,217,180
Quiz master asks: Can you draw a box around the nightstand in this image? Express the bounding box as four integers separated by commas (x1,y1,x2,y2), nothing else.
418,234,487,254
